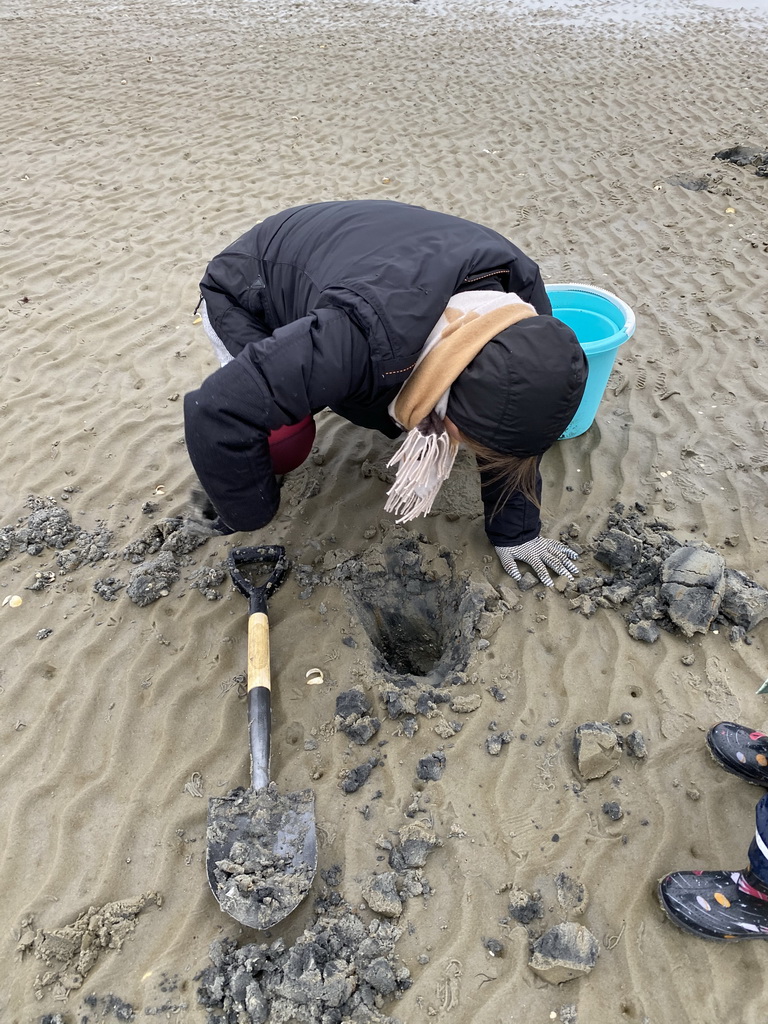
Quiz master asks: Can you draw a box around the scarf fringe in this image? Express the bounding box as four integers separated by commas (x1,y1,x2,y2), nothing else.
384,427,458,524
383,291,532,524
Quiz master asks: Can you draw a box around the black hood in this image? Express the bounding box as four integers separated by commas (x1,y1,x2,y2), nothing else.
446,315,588,456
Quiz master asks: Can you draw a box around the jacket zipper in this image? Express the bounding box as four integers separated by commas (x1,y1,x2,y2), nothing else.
463,269,510,285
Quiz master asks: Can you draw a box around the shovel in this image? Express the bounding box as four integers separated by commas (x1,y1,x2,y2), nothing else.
206,545,317,929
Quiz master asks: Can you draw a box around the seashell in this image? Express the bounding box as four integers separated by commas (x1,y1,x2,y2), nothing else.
3,595,23,608
305,668,324,685
153,485,166,495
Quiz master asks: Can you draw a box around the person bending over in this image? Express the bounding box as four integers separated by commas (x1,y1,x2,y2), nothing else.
184,200,588,587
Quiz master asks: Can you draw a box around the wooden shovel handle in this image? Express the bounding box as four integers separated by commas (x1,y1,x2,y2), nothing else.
247,611,271,791
248,612,271,691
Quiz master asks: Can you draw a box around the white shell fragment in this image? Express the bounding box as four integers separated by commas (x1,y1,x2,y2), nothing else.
3,595,23,608
305,668,324,685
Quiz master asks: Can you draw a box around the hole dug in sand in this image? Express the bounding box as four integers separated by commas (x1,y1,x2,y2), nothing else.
346,539,483,684
357,592,443,677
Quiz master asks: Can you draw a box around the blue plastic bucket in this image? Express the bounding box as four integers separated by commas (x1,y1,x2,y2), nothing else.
547,283,636,439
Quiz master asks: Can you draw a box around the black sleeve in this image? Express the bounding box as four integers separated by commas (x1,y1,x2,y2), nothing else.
184,356,278,532
478,459,543,548
199,251,272,357
183,308,371,532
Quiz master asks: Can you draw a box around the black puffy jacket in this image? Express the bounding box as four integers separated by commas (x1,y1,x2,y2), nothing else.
184,200,557,546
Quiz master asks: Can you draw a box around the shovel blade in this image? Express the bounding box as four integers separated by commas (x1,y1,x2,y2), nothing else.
206,783,317,930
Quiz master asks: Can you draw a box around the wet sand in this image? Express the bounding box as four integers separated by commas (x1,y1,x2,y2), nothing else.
2,0,768,1021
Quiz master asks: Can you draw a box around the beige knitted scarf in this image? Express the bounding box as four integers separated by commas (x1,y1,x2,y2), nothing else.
384,291,537,523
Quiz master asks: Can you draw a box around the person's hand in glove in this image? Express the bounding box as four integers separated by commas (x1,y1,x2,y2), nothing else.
495,537,580,587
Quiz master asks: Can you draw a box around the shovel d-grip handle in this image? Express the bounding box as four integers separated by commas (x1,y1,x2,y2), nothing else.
228,545,288,613
247,610,271,791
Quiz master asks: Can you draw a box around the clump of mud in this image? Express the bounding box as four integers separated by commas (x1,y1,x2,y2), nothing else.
93,576,126,601
196,903,410,1024
502,872,590,948
529,922,599,984
199,814,439,1022
362,822,442,918
124,551,181,607
17,892,162,1001
506,885,544,926
189,564,227,600
567,504,768,643
341,755,381,794
121,516,209,563
0,494,216,607
119,519,211,605
713,144,768,177
335,689,381,745
207,783,316,930
0,495,112,568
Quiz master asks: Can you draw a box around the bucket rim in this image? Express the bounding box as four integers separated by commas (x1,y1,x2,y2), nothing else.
546,281,636,339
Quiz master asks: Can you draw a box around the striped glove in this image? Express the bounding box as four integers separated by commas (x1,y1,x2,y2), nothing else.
495,537,580,588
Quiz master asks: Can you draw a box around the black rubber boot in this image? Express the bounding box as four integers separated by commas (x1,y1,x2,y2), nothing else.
707,722,768,786
658,868,768,941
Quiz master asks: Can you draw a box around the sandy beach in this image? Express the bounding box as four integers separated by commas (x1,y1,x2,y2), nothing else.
2,0,768,1021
